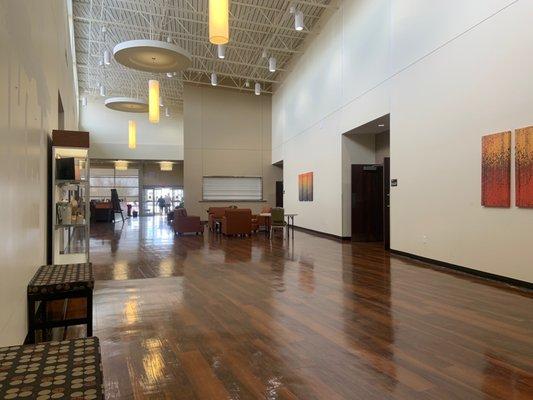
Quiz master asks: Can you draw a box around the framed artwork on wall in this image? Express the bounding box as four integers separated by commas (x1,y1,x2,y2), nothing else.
516,126,533,208
481,131,511,208
298,172,313,201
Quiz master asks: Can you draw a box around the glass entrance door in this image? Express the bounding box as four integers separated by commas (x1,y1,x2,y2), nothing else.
143,187,184,215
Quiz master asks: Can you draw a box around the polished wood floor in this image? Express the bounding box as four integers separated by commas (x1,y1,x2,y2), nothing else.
72,216,532,399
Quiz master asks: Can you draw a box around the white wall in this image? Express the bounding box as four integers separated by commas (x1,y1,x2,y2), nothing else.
80,97,183,161
0,0,78,345
272,0,533,282
273,0,392,236
184,84,281,217
391,0,533,283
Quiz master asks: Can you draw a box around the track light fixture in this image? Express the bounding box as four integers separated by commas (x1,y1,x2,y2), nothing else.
268,57,277,72
217,44,226,59
103,50,111,65
295,10,304,31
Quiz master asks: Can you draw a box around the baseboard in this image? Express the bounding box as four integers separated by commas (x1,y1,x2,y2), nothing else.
390,249,533,291
292,225,351,241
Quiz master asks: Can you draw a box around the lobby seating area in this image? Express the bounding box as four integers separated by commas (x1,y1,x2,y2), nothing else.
170,206,278,237
1,1,532,400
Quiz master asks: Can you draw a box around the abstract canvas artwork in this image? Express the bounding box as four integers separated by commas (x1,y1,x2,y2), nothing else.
516,126,533,208
481,131,511,207
298,172,313,201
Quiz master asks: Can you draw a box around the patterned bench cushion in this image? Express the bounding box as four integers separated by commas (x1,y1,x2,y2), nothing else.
0,337,104,399
28,264,94,295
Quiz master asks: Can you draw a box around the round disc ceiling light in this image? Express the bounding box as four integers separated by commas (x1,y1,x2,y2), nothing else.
113,40,192,73
104,97,148,113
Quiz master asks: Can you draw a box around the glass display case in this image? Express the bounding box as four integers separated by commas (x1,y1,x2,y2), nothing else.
52,146,90,264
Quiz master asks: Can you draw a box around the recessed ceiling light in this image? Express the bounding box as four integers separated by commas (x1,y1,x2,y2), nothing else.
160,161,173,171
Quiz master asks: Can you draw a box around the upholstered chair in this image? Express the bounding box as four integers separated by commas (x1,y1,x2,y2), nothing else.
221,209,252,236
173,208,204,236
270,207,286,237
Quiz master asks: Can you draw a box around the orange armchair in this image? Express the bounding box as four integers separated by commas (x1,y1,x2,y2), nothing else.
208,207,230,232
221,209,252,236
173,208,203,236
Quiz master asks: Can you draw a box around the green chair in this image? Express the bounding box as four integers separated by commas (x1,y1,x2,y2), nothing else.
270,207,286,237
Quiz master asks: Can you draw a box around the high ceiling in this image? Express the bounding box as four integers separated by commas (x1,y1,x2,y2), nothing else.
73,0,333,106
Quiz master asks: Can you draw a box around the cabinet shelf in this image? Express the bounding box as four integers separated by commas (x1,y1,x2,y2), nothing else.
54,222,87,230
56,179,86,186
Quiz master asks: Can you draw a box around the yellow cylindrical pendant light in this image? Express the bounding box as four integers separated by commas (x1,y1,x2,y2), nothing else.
128,120,136,149
209,0,229,45
148,79,160,123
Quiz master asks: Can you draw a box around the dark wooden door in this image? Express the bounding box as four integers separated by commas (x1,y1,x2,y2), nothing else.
275,181,284,207
351,164,384,242
383,158,390,250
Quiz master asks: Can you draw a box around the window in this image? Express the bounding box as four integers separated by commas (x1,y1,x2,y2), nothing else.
90,167,139,207
203,177,262,201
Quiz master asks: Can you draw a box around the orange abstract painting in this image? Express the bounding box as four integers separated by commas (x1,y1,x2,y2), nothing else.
481,131,511,208
298,172,313,201
516,126,533,208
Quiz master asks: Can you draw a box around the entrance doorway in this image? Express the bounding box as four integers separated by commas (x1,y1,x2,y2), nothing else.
276,181,284,207
383,157,390,250
143,187,183,215
351,164,384,242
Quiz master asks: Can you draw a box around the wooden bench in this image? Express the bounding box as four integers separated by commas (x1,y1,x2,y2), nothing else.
27,263,94,344
0,337,104,399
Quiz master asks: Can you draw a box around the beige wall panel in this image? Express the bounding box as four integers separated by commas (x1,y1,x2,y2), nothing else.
143,162,184,187
184,85,277,218
202,149,262,177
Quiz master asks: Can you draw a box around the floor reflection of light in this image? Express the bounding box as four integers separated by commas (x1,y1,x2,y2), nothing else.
142,338,165,387
159,259,173,277
123,295,139,325
113,261,129,280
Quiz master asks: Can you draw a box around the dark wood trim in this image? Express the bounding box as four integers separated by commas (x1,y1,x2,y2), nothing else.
52,130,90,148
293,225,351,241
391,249,533,291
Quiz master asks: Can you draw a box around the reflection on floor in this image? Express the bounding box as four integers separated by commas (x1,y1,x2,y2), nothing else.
73,216,533,399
